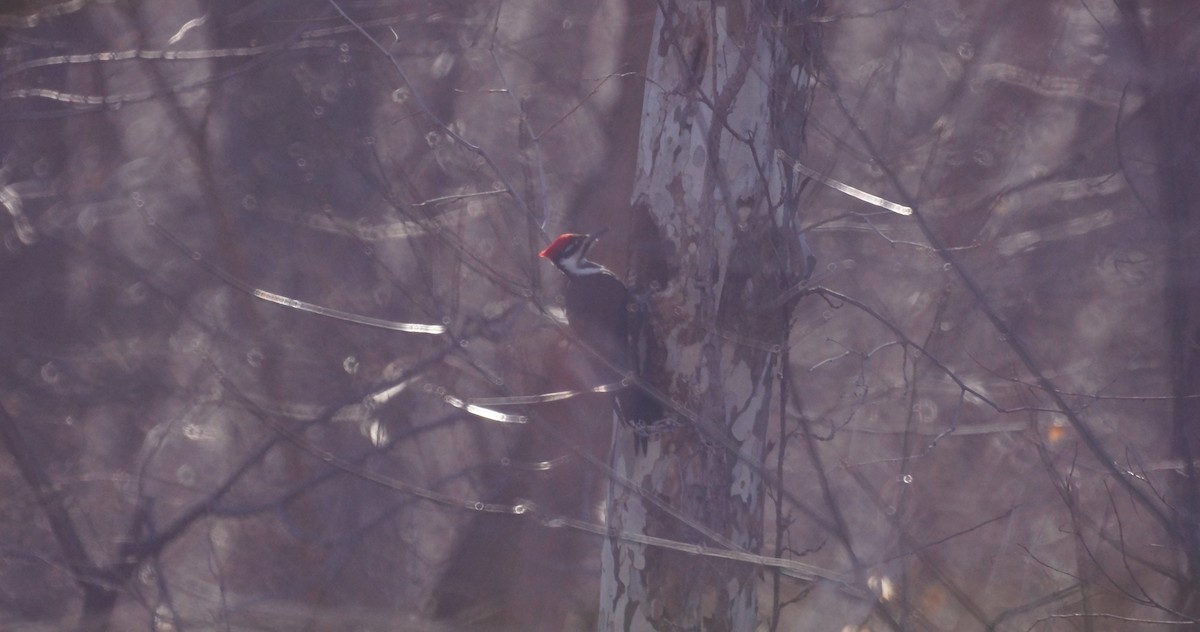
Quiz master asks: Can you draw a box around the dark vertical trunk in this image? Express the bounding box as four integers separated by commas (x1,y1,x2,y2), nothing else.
1148,2,1200,612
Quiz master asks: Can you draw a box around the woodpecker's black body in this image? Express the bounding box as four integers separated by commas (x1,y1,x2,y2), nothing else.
540,233,670,453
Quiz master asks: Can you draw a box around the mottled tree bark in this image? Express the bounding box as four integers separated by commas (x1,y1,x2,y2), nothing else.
599,1,810,629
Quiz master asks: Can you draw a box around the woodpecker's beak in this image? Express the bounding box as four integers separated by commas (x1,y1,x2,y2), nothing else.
579,233,595,257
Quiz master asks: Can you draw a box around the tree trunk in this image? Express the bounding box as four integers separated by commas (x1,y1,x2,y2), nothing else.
599,1,809,629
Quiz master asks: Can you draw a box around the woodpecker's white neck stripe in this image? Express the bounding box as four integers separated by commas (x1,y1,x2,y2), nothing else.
552,247,609,277
557,252,607,276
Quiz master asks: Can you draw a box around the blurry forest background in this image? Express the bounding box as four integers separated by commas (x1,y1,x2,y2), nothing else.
2,0,1199,630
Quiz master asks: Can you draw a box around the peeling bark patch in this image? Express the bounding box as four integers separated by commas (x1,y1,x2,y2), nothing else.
731,437,760,503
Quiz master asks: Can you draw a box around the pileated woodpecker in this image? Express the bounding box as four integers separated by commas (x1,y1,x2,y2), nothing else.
539,233,673,453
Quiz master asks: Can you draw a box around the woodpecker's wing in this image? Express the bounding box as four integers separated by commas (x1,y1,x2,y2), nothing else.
563,270,632,370
560,266,674,454
625,290,654,377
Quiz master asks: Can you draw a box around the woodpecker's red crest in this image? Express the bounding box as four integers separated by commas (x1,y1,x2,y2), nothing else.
538,233,588,260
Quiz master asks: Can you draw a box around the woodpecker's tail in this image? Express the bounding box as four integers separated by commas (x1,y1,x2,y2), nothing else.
614,386,678,455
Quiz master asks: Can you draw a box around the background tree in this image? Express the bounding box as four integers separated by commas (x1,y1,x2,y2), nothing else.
1,1,1198,631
